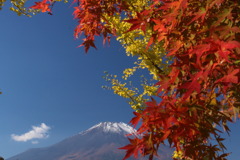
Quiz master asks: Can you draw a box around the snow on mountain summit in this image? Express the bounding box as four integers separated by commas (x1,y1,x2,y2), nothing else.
80,122,137,135
7,122,173,160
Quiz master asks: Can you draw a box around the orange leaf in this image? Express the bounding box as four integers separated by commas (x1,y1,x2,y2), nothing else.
30,1,51,13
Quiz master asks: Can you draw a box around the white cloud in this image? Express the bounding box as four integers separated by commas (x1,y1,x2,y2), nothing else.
11,123,51,142
31,140,39,144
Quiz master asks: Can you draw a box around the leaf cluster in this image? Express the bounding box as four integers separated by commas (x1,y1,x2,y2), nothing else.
5,0,240,160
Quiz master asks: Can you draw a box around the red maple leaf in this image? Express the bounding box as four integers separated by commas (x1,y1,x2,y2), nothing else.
30,0,51,13
166,41,182,56
179,71,203,100
216,69,239,84
187,7,207,25
156,77,170,94
217,41,240,61
130,112,142,128
124,11,151,33
119,138,142,160
78,38,97,52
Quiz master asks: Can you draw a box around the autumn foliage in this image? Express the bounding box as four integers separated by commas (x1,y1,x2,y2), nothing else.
6,0,240,159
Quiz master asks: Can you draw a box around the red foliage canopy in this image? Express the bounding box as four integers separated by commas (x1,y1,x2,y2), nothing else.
31,0,240,159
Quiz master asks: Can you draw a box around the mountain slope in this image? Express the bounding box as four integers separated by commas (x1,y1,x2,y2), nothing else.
7,122,173,160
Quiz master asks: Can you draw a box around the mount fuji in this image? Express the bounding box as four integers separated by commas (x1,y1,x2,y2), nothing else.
7,122,173,160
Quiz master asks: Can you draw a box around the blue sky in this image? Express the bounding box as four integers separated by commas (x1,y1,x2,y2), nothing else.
0,1,239,159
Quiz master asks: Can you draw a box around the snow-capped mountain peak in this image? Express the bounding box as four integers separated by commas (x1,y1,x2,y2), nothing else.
7,122,173,160
81,122,136,135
